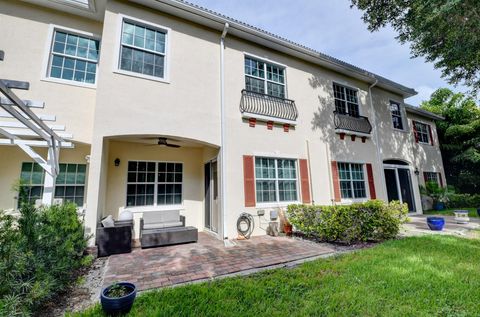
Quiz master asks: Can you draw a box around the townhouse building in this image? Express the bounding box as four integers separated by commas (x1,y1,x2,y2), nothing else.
0,0,445,242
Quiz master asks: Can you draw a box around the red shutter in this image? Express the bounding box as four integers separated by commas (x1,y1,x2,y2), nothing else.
299,159,311,204
428,125,434,146
243,155,256,207
438,172,444,187
331,161,341,202
366,163,376,199
412,121,419,143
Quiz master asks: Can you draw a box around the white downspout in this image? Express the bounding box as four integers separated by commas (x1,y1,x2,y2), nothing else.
368,79,387,199
220,23,229,240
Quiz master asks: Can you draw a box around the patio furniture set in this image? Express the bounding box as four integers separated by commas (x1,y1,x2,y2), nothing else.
96,209,198,257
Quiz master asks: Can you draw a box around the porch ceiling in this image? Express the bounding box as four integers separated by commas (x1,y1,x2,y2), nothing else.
109,135,219,149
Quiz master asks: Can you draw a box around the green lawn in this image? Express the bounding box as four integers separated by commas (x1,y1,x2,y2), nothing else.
424,207,478,218
73,235,480,317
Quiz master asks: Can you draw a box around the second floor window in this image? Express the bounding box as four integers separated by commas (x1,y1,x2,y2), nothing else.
338,162,366,199
333,83,360,117
390,101,404,130
48,30,99,84
245,57,285,98
119,20,167,79
413,121,429,143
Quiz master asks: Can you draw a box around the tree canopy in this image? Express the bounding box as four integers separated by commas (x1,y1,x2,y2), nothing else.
421,88,480,193
351,0,480,95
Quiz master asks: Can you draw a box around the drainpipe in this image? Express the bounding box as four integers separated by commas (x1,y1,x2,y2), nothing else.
220,23,229,241
368,79,387,199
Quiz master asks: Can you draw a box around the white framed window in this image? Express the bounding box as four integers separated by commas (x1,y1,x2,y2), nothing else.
126,161,182,207
390,101,404,130
46,27,100,85
19,162,45,206
338,162,366,199
424,172,439,185
18,162,87,207
413,121,430,143
116,16,169,81
245,56,286,98
55,164,87,206
255,157,297,203
333,83,360,117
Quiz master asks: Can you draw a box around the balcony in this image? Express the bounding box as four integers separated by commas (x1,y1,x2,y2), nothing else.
333,111,372,135
240,89,298,124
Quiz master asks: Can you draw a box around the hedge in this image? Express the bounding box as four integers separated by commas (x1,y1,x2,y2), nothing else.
0,203,90,316
287,200,408,244
446,193,480,209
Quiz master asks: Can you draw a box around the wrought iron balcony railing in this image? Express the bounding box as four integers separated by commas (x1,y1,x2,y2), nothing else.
240,89,298,122
333,111,372,134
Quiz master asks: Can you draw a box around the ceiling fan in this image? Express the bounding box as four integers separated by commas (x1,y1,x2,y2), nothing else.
145,137,181,148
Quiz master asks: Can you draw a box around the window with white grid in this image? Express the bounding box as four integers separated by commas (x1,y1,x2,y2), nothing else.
414,121,430,143
255,157,297,203
48,30,99,84
390,101,404,130
338,162,366,199
55,163,87,206
126,161,182,207
119,19,167,79
424,172,439,185
333,83,360,117
245,56,286,98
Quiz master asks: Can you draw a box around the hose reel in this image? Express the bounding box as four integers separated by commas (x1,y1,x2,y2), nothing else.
237,212,255,239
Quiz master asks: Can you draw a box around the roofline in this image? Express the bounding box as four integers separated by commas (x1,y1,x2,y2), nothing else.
131,0,417,98
405,104,444,121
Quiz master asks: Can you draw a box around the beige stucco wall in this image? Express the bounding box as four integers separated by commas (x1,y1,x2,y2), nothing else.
0,144,90,210
0,1,100,144
0,0,447,242
102,140,218,239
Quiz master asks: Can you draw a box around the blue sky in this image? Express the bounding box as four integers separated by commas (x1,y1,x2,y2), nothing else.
188,0,464,105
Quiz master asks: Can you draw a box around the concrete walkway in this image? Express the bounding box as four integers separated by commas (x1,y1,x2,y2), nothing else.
103,233,335,291
402,214,480,238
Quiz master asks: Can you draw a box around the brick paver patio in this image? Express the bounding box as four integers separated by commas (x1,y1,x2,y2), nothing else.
103,233,334,291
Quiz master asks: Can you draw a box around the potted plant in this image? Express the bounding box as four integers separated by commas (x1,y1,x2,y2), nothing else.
477,208,480,217
278,209,293,236
420,182,450,211
101,282,137,315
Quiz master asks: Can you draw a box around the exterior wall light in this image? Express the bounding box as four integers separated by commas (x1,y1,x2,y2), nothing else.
414,168,420,176
114,158,121,167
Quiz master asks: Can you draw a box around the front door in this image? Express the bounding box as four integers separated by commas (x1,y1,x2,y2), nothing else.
383,167,416,212
204,160,219,232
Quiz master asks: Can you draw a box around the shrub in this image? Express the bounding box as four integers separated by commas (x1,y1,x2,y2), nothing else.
446,193,480,208
0,203,89,316
287,200,408,244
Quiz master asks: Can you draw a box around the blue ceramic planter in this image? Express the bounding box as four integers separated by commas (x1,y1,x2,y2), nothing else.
477,208,480,217
101,282,136,315
434,202,445,211
427,217,445,231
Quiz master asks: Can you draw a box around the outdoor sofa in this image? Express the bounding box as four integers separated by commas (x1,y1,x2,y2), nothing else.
140,210,198,248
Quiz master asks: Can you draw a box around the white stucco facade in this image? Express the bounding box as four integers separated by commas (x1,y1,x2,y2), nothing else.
0,0,446,243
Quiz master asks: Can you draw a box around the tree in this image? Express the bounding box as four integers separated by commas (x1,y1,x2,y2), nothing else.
351,0,480,95
420,88,480,193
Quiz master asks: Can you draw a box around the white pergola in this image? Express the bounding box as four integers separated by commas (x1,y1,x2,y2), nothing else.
0,50,73,205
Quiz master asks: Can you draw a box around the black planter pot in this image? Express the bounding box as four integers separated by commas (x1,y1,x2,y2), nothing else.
101,282,136,315
477,208,480,217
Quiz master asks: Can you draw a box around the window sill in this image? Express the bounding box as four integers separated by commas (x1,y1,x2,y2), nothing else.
122,205,184,213
113,69,170,84
392,128,408,133
41,77,97,89
340,198,369,204
255,201,300,209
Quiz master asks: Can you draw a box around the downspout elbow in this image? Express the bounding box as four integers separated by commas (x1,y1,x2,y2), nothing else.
221,23,229,40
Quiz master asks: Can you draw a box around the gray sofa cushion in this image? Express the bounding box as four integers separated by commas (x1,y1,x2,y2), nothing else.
143,220,183,230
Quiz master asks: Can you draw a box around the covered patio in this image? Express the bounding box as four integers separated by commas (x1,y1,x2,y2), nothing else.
103,233,335,291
